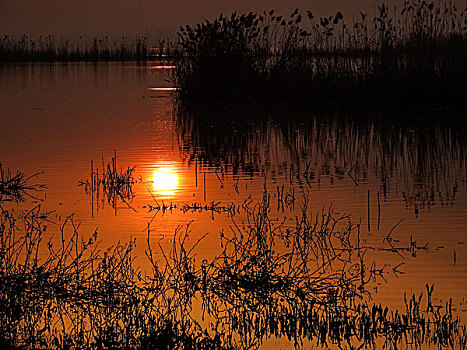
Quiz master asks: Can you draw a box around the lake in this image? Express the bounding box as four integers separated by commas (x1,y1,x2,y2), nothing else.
1,62,466,348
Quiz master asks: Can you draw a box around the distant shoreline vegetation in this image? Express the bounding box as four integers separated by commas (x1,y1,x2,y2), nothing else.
172,0,467,106
0,35,175,61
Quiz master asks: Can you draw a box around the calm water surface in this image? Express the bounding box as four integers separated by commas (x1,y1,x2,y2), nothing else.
1,62,466,347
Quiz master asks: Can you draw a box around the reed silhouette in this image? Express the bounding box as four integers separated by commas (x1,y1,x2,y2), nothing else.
172,0,467,106
1,167,465,349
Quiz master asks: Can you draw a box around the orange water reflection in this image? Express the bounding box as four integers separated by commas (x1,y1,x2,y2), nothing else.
151,162,180,197
1,63,466,336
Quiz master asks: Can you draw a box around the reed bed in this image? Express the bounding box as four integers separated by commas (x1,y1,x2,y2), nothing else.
0,35,175,61
173,0,467,105
1,167,466,349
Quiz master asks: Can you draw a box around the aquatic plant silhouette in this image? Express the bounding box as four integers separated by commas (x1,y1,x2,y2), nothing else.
0,164,45,202
79,152,137,214
173,0,467,105
1,168,465,349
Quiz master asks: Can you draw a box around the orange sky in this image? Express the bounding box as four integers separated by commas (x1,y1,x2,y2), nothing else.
0,0,388,38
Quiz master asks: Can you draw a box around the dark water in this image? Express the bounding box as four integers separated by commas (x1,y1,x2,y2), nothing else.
1,62,466,348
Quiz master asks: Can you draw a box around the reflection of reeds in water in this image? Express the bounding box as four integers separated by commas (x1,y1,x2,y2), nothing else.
176,106,467,213
1,177,465,349
0,35,175,61
287,118,466,213
173,1,467,104
79,152,136,215
0,164,45,202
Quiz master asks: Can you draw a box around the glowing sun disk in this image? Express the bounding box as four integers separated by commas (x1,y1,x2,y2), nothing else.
152,165,179,196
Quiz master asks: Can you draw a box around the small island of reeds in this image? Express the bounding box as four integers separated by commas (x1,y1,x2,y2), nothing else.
172,0,467,107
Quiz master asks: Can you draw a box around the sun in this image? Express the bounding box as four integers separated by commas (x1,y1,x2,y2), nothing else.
151,163,179,196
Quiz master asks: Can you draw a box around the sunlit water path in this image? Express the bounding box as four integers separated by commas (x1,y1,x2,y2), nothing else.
1,62,466,348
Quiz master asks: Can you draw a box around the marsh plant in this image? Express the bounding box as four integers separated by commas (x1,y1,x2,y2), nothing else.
1,166,466,349
173,0,467,105
0,164,45,203
79,152,137,214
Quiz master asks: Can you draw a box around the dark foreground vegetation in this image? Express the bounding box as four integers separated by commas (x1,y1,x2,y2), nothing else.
173,0,467,106
1,166,466,349
0,35,174,61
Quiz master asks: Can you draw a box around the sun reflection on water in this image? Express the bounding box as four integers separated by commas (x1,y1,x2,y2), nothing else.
152,162,179,196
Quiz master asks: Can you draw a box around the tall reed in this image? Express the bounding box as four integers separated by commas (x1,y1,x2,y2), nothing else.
173,0,467,105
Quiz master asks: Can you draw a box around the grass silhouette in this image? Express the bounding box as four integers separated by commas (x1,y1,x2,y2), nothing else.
0,166,466,349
